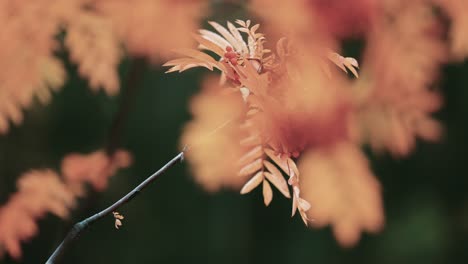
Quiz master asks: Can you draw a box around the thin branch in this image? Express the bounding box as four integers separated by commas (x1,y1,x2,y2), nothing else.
52,58,148,250
45,151,185,264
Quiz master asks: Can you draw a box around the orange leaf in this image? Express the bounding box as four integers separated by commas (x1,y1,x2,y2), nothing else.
240,171,264,194
263,161,290,198
238,146,263,166
262,180,273,206
238,158,263,177
299,143,384,247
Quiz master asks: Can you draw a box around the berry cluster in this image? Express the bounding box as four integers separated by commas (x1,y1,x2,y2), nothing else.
224,46,238,65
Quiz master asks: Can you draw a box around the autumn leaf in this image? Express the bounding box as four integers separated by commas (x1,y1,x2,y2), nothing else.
61,149,132,192
0,0,208,135
263,161,290,198
0,170,76,259
434,0,468,60
240,171,263,194
180,77,247,192
95,0,207,61
169,20,360,225
327,52,359,78
0,1,66,133
299,143,384,247
65,11,121,95
354,0,446,156
113,212,125,229
262,180,273,206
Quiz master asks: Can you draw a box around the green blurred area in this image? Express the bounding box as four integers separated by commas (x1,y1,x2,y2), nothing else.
1,4,468,264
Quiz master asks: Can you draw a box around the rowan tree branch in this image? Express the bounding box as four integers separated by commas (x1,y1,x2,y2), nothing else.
45,151,185,264
51,57,148,255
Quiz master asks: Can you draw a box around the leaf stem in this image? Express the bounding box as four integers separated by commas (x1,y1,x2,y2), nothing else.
45,151,185,264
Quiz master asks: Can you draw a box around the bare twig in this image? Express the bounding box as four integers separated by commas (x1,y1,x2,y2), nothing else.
45,151,185,264
51,57,148,253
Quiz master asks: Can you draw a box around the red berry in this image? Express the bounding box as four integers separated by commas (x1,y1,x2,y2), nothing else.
225,46,233,52
225,51,236,59
230,58,238,65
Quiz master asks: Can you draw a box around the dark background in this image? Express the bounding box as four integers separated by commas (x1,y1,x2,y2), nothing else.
1,4,468,264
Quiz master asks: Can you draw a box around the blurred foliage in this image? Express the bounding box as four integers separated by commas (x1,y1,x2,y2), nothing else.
1,1,468,264
0,51,467,264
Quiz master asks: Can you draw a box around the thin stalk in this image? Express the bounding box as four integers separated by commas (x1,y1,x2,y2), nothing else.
51,57,147,255
45,151,185,264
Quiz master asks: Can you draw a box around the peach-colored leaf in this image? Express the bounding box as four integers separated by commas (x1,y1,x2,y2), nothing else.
276,37,288,59
209,21,244,52
235,19,247,27
291,195,298,217
0,169,76,259
95,0,206,61
251,24,260,34
299,143,384,247
115,219,122,229
240,171,264,194
264,148,298,177
238,158,263,177
180,77,246,191
238,146,263,166
199,29,231,51
227,22,249,54
193,34,225,57
327,52,359,78
262,180,273,206
65,11,121,95
240,134,262,147
61,149,132,192
113,211,124,229
174,48,218,64
263,161,290,198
